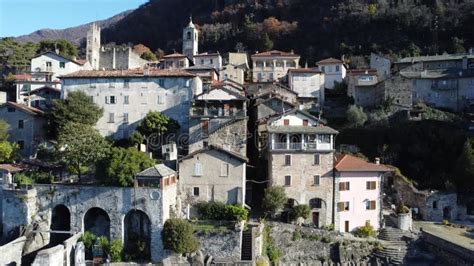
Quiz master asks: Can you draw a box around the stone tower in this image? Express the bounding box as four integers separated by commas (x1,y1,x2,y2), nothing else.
86,23,101,70
182,16,198,62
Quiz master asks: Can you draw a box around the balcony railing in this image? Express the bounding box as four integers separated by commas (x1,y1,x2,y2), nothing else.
271,142,331,151
190,108,246,118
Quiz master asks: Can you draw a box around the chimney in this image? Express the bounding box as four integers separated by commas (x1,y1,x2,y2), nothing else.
375,157,380,165
290,49,294,54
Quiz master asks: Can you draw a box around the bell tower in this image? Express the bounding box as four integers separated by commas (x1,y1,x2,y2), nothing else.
86,23,101,70
182,16,198,62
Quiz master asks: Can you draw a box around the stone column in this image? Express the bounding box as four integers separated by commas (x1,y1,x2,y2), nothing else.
286,134,290,150
301,134,305,150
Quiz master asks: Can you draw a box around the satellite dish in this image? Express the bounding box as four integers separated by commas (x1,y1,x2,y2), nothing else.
150,191,161,200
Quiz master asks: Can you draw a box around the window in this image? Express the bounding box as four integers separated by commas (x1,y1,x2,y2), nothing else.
303,119,309,126
89,79,96,88
284,154,291,166
283,119,290,126
310,198,322,209
158,79,165,87
337,202,350,212
17,140,24,150
18,120,24,129
313,175,320,186
210,59,213,64
7,107,15,112
366,181,376,190
90,96,94,103
257,73,262,82
220,163,229,177
433,201,438,209
359,76,374,82
109,79,115,88
366,200,376,210
336,65,340,72
124,95,129,104
187,31,191,40
269,73,274,81
157,95,164,104
314,154,320,165
110,96,116,104
318,134,331,143
284,175,291,186
339,182,350,191
46,61,52,68
108,113,115,123
123,113,129,124
59,62,65,68
194,162,202,176
321,66,325,72
193,187,200,196
201,59,204,64
124,79,130,88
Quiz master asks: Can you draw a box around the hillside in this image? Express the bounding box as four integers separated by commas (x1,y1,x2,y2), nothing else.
14,10,132,45
101,0,474,65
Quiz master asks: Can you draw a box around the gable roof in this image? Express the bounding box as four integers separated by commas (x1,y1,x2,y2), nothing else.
195,86,247,101
252,50,300,58
136,164,175,178
267,108,320,124
316,57,343,65
32,51,84,65
1,102,44,116
335,154,393,172
179,145,248,163
254,95,296,107
163,53,188,59
29,86,61,95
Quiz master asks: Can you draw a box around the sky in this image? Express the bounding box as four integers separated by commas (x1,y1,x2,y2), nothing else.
0,0,148,37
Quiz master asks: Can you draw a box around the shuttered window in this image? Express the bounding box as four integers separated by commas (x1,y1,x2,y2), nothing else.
284,175,291,186
220,163,229,177
366,181,376,190
339,182,350,191
337,202,350,212
284,155,291,166
314,154,320,165
366,200,376,210
194,162,202,176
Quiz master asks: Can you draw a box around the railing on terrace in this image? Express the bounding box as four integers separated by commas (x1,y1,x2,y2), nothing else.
190,108,246,118
271,142,327,151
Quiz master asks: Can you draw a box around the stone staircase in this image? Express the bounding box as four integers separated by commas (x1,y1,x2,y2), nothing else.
374,227,411,264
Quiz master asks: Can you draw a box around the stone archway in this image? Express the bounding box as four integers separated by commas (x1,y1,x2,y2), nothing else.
84,207,110,239
50,204,71,245
309,198,326,228
123,210,151,261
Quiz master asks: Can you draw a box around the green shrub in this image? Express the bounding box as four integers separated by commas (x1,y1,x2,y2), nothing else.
321,236,333,243
196,201,248,221
292,229,301,241
353,223,376,238
267,245,283,264
322,224,335,231
262,186,287,217
162,218,199,254
98,236,110,253
109,239,123,262
79,231,97,250
303,233,320,241
291,204,311,220
396,203,410,214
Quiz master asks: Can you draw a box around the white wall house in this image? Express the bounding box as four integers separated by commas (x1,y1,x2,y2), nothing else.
334,154,392,232
194,52,222,69
60,69,202,139
316,57,346,89
288,68,325,109
251,50,300,83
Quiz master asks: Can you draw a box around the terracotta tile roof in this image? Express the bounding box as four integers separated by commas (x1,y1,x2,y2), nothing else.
14,74,32,81
29,86,61,94
335,154,393,172
252,50,299,57
163,53,187,58
75,59,87,65
60,68,196,78
179,145,248,162
316,57,343,65
3,101,44,115
288,68,322,74
0,163,27,173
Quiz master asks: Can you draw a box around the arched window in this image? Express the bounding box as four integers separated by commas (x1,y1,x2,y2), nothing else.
309,198,322,209
187,31,191,40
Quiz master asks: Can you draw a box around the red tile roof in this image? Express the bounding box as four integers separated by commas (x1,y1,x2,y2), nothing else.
3,102,44,115
252,50,299,57
60,68,196,78
335,154,393,172
316,57,343,65
163,53,187,58
14,74,32,81
0,163,27,173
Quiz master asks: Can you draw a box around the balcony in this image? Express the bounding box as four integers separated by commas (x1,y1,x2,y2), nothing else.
271,142,329,151
190,107,246,118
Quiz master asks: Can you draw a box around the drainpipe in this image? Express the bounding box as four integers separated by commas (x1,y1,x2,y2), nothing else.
331,134,337,226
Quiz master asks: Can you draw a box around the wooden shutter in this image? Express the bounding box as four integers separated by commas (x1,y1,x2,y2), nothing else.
303,119,309,126
337,202,344,212
370,201,376,210
284,119,290,125
339,182,344,191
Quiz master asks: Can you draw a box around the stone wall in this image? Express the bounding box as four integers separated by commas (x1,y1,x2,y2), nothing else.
0,236,27,265
2,185,172,262
32,244,64,266
422,229,474,265
195,228,241,261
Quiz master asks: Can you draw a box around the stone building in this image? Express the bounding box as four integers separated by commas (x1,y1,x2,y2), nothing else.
182,17,199,62
370,53,392,81
194,52,222,69
334,154,392,232
60,69,203,139
265,109,338,227
251,50,300,83
375,74,413,107
26,86,61,110
86,23,148,70
2,183,176,263
316,57,346,90
162,53,191,69
395,53,474,111
0,102,46,157
178,145,248,212
346,69,379,107
220,52,249,84
247,82,298,105
188,80,248,156
12,73,60,105
287,68,325,110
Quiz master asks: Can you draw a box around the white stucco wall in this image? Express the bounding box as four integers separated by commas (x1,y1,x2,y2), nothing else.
288,72,325,100
318,63,346,89
336,171,382,232
31,53,84,81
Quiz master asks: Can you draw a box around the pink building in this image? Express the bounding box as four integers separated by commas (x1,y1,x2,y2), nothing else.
334,154,392,232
